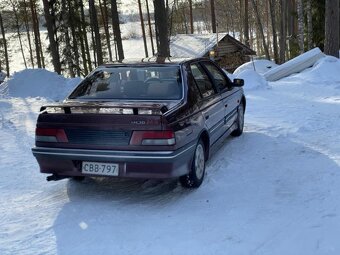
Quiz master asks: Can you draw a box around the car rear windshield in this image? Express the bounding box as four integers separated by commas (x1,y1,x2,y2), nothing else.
68,66,183,100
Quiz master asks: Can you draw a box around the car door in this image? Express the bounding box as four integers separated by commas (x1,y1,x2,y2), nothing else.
201,61,240,130
189,62,225,144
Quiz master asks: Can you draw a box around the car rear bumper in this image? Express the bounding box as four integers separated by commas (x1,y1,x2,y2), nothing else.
32,143,196,179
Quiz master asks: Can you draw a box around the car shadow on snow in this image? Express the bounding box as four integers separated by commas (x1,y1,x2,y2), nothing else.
52,131,340,254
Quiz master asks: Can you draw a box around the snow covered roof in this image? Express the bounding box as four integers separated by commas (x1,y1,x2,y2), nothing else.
170,33,256,58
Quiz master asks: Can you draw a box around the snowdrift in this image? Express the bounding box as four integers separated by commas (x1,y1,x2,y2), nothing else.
0,69,80,101
235,69,269,91
281,56,340,87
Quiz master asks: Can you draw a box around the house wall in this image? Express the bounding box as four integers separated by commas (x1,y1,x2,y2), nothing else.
208,37,253,72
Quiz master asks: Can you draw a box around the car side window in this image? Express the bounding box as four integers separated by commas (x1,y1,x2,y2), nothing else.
190,63,216,98
202,62,230,91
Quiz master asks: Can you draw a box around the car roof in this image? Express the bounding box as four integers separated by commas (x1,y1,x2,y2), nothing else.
100,57,209,67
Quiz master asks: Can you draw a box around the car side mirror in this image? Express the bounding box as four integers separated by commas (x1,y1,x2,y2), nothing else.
233,78,244,87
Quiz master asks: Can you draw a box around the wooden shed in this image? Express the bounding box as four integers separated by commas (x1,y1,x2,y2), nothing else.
170,33,256,72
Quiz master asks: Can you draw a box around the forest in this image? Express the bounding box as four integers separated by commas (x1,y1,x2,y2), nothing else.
0,0,339,78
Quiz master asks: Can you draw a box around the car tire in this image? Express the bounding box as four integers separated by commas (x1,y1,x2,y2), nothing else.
231,102,245,137
180,139,206,188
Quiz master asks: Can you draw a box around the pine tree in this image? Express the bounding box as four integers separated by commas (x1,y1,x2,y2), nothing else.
325,0,339,57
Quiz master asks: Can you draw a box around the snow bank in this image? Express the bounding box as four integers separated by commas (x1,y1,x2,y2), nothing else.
0,69,80,101
234,59,278,75
235,69,269,91
283,56,340,87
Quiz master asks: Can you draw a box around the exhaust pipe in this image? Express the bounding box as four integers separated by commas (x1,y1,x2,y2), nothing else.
46,174,69,181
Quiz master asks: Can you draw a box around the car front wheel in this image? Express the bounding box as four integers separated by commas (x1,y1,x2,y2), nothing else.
180,139,206,188
231,102,244,137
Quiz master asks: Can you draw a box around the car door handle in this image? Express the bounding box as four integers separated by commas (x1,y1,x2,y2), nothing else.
205,115,209,120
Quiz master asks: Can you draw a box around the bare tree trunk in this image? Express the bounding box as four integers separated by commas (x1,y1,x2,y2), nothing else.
11,1,27,68
269,0,279,63
189,0,194,34
89,0,103,65
138,0,149,57
68,0,81,76
244,0,250,47
43,0,61,74
100,0,113,62
306,0,313,50
23,0,34,68
90,25,97,66
296,0,304,53
111,0,124,60
210,0,216,33
29,0,42,68
239,0,244,42
153,0,170,57
145,0,155,55
325,0,340,57
251,0,270,59
287,0,297,59
79,0,92,71
182,4,188,34
0,11,9,77
61,0,75,77
75,3,88,75
279,0,287,63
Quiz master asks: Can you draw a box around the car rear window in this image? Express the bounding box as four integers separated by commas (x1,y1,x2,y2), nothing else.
68,66,182,100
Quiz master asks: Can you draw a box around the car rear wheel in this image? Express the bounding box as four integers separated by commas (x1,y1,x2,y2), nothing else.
180,139,206,188
231,102,244,137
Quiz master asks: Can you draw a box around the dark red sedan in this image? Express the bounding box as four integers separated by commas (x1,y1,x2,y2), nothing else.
32,57,245,188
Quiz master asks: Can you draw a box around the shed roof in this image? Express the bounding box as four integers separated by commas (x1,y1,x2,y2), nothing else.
170,33,256,58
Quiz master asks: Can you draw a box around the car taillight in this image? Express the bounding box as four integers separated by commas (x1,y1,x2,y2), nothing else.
130,131,175,146
35,128,68,143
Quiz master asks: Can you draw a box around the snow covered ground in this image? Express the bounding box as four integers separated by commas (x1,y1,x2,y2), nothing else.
0,57,340,254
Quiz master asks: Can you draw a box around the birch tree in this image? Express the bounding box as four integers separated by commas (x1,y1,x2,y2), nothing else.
296,0,304,53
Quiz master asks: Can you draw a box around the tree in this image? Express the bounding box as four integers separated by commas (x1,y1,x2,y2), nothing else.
10,0,27,68
279,0,287,62
111,0,124,60
0,11,9,76
89,0,103,65
325,0,339,57
210,0,216,33
68,0,81,76
244,0,250,47
29,0,43,68
61,0,75,77
22,0,34,68
189,0,194,33
269,0,279,63
296,0,304,53
146,0,155,55
99,0,113,62
42,0,61,74
138,0,148,57
154,0,170,57
251,0,270,59
306,0,313,50
80,0,92,71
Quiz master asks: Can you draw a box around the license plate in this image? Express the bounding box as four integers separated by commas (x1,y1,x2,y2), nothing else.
81,161,119,176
